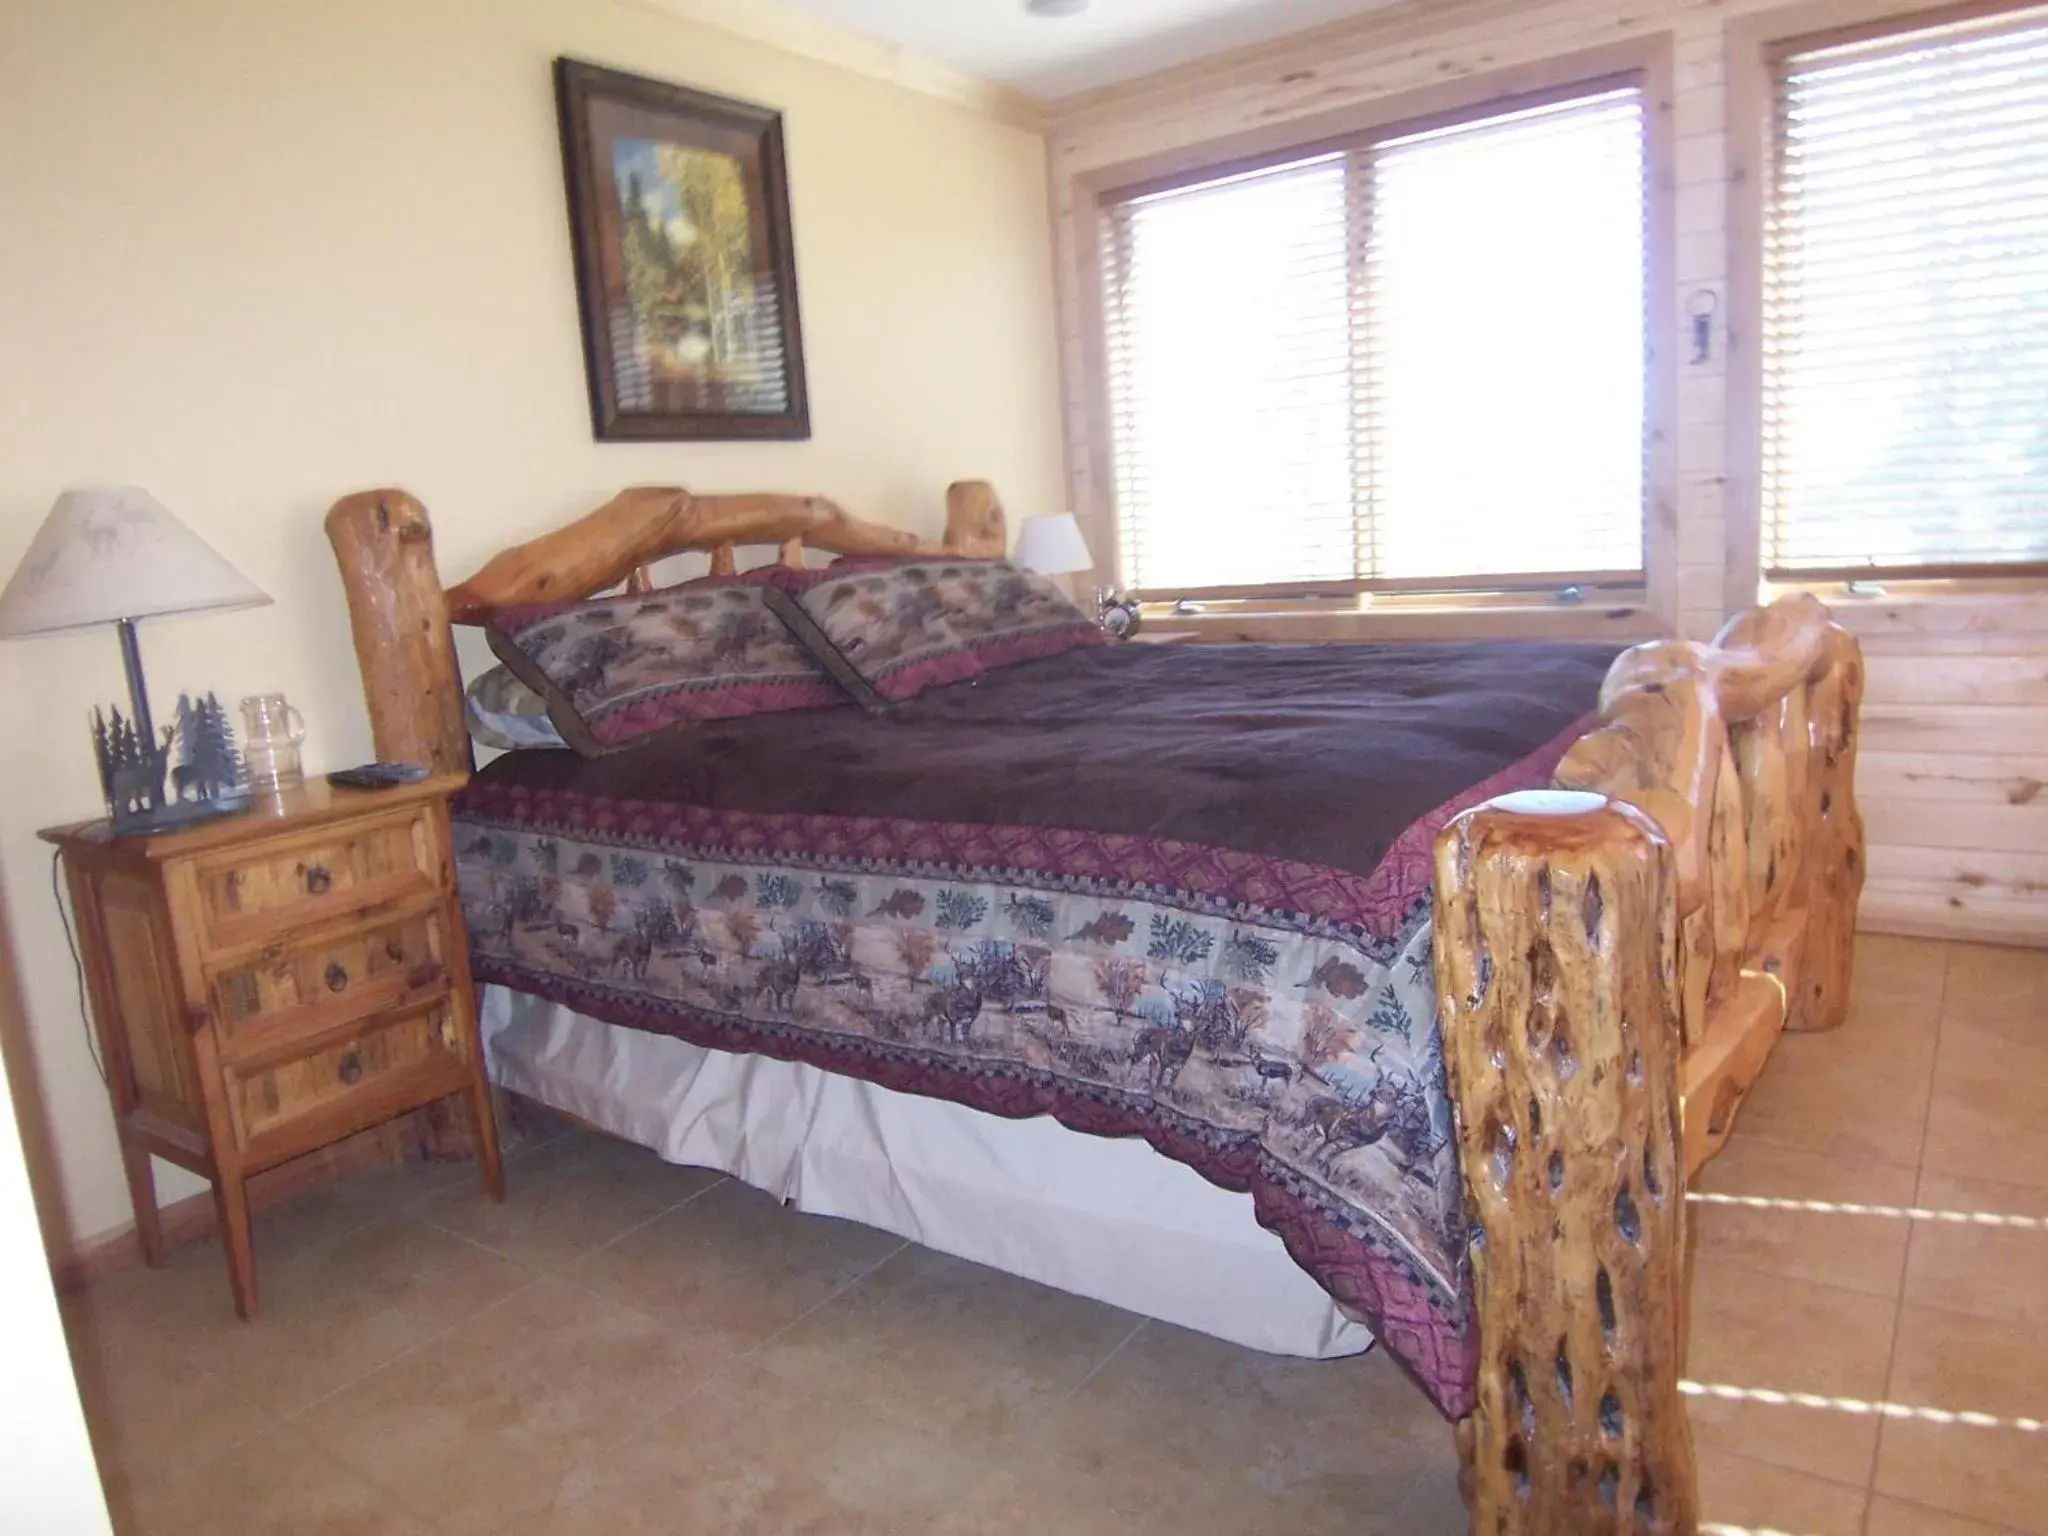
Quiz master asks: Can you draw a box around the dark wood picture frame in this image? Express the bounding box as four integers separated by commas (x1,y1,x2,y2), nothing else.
554,58,811,441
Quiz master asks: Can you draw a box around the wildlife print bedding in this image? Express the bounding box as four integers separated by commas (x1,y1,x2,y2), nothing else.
451,640,1620,1417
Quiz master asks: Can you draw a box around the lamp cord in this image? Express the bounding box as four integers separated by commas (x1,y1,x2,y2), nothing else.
51,849,106,1086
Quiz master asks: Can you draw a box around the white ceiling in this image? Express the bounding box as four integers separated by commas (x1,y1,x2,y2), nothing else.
771,0,1401,99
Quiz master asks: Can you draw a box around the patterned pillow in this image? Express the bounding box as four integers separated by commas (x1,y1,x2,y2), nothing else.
763,557,1105,709
464,664,567,752
484,574,844,755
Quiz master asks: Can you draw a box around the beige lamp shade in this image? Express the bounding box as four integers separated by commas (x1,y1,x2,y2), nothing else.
1015,512,1094,577
0,486,270,637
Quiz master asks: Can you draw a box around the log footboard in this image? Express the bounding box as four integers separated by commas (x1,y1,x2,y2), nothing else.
1437,790,1696,1536
1434,595,1867,1534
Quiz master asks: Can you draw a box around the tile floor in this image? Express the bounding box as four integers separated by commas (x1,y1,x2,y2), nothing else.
55,935,2048,1535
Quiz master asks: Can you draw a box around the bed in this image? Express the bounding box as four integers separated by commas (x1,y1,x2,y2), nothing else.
327,480,1866,1536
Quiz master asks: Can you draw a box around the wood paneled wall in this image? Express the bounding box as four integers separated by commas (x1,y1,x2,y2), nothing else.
1046,0,2048,947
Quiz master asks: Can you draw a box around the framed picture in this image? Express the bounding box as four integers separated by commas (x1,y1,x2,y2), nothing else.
554,58,811,440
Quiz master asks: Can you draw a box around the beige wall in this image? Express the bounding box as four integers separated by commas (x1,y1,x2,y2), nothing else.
0,0,1063,1248
1048,0,2048,947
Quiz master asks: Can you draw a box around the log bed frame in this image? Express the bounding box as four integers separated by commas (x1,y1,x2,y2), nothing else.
327,480,1866,1536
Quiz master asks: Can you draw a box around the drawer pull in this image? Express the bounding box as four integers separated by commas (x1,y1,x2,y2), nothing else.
384,937,406,963
324,962,349,993
337,1050,364,1086
303,864,333,895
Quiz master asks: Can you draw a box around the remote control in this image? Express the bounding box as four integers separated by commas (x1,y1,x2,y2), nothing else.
327,762,431,790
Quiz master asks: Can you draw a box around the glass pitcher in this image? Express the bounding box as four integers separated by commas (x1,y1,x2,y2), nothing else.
241,693,306,793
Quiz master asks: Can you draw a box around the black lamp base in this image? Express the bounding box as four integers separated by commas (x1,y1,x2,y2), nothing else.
108,791,252,839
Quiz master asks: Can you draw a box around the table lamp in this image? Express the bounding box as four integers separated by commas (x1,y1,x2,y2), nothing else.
0,486,271,832
1014,512,1094,580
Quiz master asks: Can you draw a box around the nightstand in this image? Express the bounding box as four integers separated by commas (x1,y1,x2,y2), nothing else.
41,774,502,1318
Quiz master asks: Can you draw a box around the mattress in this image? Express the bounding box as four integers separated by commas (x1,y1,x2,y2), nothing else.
482,984,1375,1360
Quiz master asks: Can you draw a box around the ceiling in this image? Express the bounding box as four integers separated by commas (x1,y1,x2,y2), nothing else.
770,0,1400,99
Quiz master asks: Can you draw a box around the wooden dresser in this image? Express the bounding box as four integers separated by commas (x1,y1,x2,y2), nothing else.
41,774,502,1317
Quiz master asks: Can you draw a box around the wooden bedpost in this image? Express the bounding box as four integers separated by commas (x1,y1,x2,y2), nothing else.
326,488,472,775
1435,790,1697,1536
943,479,1009,557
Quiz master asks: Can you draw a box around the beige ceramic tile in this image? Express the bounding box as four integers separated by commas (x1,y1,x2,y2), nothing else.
415,1129,724,1271
1691,1135,1917,1298
1922,1074,2048,1192
1866,1496,2032,1535
63,1317,270,1488
1684,1256,1897,1486
116,1426,431,1536
1010,1321,1444,1533
1394,1463,1468,1536
495,1366,987,1536
82,1181,395,1333
1941,942,2048,1009
1937,967,2048,1086
1905,1171,2048,1329
571,1179,903,1359
1853,934,1952,992
1695,1448,1867,1536
331,1147,500,1218
1727,1056,1936,1200
1875,1304,2048,1535
296,1274,701,1527
147,1216,533,1414
753,1244,1139,1446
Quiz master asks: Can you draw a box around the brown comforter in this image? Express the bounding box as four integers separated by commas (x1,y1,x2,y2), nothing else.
473,640,1621,878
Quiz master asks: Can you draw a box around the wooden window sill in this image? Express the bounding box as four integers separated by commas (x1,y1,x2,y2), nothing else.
1759,579,2048,644
1138,600,1665,645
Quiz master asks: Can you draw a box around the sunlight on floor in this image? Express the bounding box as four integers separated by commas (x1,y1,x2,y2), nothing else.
1688,1190,2048,1229
1680,1379,2044,1432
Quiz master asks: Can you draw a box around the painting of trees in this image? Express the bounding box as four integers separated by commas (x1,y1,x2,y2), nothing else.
610,136,784,410
1093,957,1148,1020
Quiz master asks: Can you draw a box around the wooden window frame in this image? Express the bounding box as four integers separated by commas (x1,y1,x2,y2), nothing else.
1068,38,1679,642
1725,0,2048,612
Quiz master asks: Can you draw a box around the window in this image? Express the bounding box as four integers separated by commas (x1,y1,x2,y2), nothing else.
1761,7,2048,578
1100,85,1649,600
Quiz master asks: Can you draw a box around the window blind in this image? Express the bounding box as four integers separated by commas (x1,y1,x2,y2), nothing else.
1102,87,1648,600
1762,8,2048,578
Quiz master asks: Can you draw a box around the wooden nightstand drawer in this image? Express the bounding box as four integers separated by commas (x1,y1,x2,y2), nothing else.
192,810,438,949
225,998,469,1161
211,905,449,1046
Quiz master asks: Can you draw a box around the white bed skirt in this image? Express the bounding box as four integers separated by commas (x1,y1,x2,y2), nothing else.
481,985,1372,1360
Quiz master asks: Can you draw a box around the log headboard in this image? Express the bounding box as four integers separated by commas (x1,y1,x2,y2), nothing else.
325,480,1009,776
